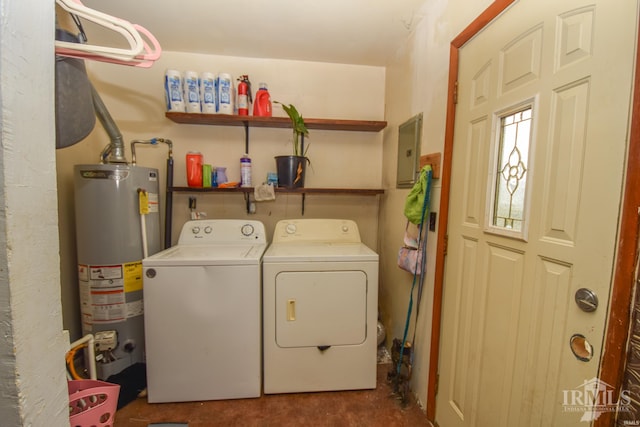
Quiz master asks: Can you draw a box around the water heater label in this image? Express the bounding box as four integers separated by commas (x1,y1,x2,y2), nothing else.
79,169,129,181
124,261,143,293
79,263,145,325
79,264,126,324
90,265,122,281
92,297,126,322
148,193,159,213
127,300,144,318
78,264,89,281
79,282,125,324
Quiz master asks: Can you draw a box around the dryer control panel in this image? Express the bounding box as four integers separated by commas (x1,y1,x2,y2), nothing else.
272,219,361,243
177,219,267,244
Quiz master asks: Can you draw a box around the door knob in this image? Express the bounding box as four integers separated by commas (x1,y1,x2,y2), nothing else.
575,288,598,312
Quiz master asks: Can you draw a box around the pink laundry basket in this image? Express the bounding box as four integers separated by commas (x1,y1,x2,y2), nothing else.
68,380,120,427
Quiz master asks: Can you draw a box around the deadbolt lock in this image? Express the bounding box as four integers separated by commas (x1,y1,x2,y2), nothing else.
575,288,598,312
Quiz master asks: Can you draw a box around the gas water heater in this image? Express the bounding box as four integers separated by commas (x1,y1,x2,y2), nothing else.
67,76,172,379
74,163,161,379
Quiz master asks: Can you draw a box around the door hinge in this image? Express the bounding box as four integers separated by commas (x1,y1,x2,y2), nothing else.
453,81,458,104
435,373,440,396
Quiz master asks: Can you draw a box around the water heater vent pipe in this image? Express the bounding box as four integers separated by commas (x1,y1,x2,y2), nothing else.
91,84,127,164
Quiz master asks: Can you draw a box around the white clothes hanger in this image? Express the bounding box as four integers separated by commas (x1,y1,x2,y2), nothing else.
55,0,143,60
55,0,161,66
56,23,162,68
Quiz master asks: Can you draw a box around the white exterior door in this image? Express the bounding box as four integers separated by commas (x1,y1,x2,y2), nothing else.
436,0,638,425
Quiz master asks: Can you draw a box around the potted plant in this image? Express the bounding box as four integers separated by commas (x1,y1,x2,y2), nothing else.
274,101,309,188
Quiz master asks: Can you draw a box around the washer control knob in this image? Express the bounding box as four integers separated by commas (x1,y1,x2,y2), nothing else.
204,226,212,234
285,223,297,234
191,226,200,234
241,224,255,236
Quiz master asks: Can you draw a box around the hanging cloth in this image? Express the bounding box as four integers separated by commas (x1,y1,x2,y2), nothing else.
404,165,433,225
398,164,432,274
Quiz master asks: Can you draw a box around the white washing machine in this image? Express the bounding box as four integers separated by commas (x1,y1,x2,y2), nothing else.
262,219,379,394
142,219,267,403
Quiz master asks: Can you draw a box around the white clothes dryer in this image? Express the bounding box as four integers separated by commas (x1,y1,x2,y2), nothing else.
142,219,267,403
262,219,379,394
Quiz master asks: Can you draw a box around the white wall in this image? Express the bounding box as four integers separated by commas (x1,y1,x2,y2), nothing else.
0,0,69,425
56,51,386,341
379,0,493,408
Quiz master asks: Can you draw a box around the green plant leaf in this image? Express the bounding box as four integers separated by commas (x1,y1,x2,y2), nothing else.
275,101,310,157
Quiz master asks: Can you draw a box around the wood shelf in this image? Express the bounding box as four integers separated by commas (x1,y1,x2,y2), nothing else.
170,186,384,196
165,112,387,132
170,186,383,216
164,111,385,222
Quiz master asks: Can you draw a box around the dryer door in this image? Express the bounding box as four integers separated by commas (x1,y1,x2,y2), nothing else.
275,270,368,348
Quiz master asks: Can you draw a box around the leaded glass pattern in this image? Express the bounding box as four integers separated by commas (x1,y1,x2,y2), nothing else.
492,108,532,231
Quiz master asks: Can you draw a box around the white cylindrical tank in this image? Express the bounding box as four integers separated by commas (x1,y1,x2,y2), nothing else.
74,164,162,379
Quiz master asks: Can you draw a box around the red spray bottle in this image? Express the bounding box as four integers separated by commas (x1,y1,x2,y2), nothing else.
237,75,252,116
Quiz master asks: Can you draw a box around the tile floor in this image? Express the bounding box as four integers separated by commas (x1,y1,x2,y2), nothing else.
113,363,432,427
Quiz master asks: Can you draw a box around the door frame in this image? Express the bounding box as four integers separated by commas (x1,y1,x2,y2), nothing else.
425,0,640,424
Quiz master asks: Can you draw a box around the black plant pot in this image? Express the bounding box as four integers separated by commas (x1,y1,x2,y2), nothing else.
275,155,307,188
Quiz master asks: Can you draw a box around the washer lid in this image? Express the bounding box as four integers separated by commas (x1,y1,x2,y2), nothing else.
263,242,378,263
143,244,267,266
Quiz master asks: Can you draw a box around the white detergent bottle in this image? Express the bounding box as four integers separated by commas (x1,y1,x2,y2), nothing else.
217,73,234,115
164,69,185,112
183,71,201,113
200,72,217,114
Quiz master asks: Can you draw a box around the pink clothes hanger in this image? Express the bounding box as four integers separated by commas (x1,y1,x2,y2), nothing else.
55,24,162,68
55,0,162,67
